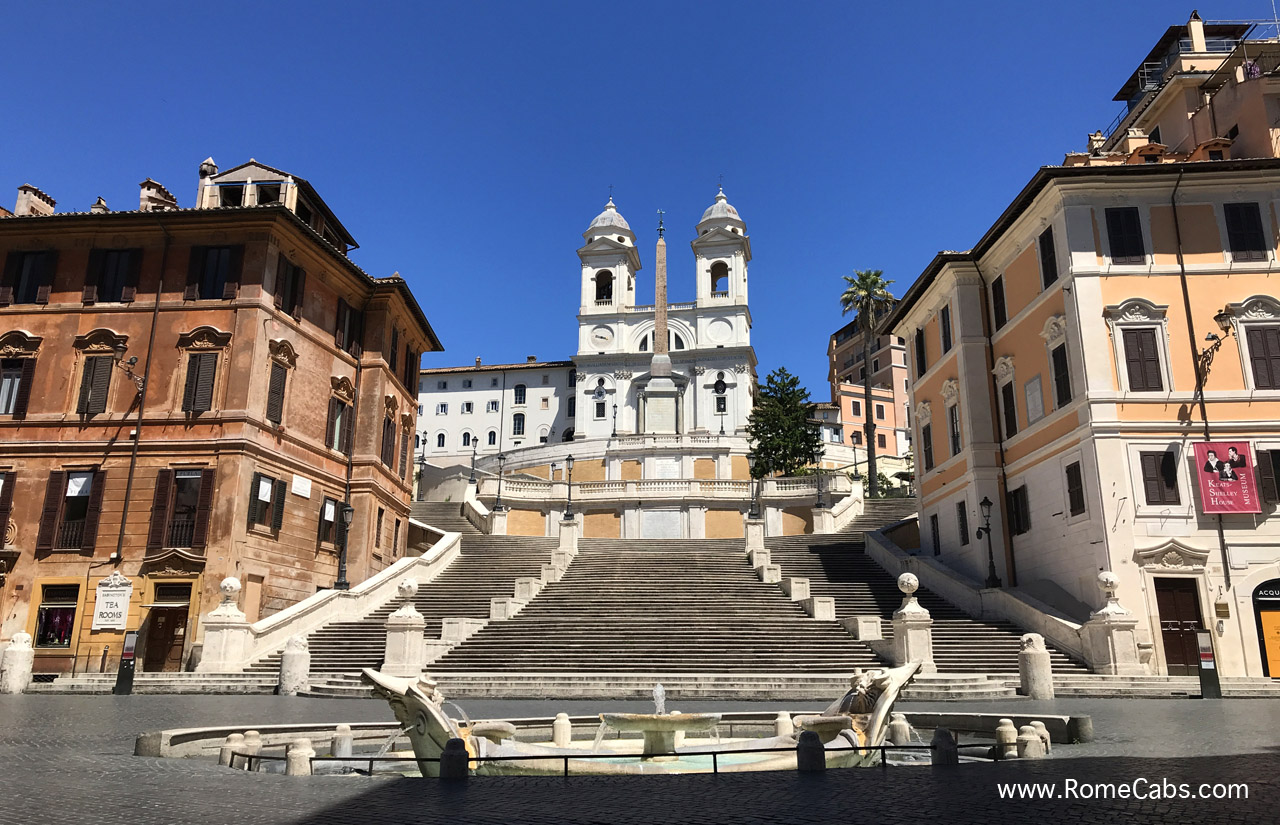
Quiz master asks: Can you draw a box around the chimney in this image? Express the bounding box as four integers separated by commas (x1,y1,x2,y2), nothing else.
198,157,219,207
90,197,110,213
14,184,55,216
139,178,178,212
475,357,482,367
1087,131,1106,155
1188,11,1207,53
526,355,537,363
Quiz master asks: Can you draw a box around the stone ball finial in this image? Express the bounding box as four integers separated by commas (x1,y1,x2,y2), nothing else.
220,577,242,601
9,632,32,650
1097,570,1120,592
398,578,419,600
1020,632,1046,652
897,573,919,595
285,634,309,652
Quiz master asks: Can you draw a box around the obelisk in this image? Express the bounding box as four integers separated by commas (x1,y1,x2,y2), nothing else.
645,212,678,433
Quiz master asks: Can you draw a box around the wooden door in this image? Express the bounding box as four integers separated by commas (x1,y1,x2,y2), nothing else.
1154,578,1203,676
142,607,188,673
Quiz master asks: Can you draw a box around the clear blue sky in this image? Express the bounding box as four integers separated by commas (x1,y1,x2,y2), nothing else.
2,2,1269,396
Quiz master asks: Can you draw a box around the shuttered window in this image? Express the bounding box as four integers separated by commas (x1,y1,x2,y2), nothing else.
182,352,217,413
956,502,969,546
991,275,1008,329
1038,227,1058,289
1139,451,1180,506
1051,343,1072,408
381,417,396,467
185,246,242,300
0,358,35,418
247,472,286,532
265,363,287,426
1122,327,1164,391
326,398,353,454
1105,207,1145,264
921,423,934,471
1246,325,1280,389
1000,381,1018,439
273,255,306,318
948,404,962,456
147,468,215,550
0,471,14,549
36,469,106,552
1258,449,1280,503
389,328,399,373
76,355,112,416
335,300,363,356
0,250,57,306
399,429,410,481
85,249,141,304
1066,461,1086,516
939,306,952,353
405,347,417,388
914,329,927,377
1007,485,1031,535
929,514,940,555
1224,202,1268,261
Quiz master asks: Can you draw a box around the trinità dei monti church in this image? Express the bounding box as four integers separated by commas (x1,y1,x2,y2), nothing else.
416,189,852,539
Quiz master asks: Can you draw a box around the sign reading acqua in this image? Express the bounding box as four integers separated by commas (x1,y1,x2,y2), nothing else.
92,571,133,630
1192,441,1261,514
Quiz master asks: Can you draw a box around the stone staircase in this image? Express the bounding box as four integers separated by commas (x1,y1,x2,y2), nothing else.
766,502,1091,676
242,534,555,678
410,501,482,534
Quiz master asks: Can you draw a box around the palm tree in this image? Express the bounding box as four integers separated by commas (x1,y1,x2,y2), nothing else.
839,269,895,497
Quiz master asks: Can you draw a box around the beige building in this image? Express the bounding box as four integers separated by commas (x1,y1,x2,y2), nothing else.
882,14,1280,679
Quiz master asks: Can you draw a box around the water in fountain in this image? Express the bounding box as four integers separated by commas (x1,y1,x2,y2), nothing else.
373,724,413,758
653,683,666,715
443,701,472,728
591,720,610,752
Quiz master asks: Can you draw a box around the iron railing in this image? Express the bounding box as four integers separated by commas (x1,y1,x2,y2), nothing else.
55,520,85,549
166,519,195,548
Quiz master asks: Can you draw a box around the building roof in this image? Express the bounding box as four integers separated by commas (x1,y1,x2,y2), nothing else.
1112,21,1252,101
879,158,1280,334
0,203,442,352
586,198,632,233
211,159,360,250
698,188,744,228
419,359,576,376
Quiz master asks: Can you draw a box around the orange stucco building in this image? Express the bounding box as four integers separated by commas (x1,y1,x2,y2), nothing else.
0,159,441,675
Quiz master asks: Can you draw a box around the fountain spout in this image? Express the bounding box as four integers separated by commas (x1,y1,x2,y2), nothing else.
653,683,666,715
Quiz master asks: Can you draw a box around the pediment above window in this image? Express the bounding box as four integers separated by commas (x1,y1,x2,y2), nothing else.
1134,538,1211,570
267,338,298,368
73,328,128,353
0,329,43,357
330,376,355,403
177,326,232,350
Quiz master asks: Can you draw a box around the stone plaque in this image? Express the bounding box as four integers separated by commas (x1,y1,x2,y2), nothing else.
646,397,677,434
92,571,132,630
291,475,312,498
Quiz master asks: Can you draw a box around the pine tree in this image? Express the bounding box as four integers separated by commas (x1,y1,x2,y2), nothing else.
746,367,824,478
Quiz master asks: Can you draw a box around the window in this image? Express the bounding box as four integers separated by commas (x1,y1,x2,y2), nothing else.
513,384,526,405
1051,343,1072,407
875,403,885,420
186,246,242,300
940,306,952,353
486,400,499,413
947,404,962,456
1139,451,1180,505
1224,203,1268,261
274,255,306,318
1247,326,1280,388
1122,328,1164,391
393,519,401,557
1007,485,1031,535
512,412,525,436
36,470,105,551
921,424,934,471
1038,227,1058,288
1065,461,1086,516
76,355,113,416
1257,450,1280,503
930,514,940,556
437,380,448,390
462,379,472,389
1209,149,1225,161
992,275,1008,329
710,261,729,295
1024,376,1045,424
859,367,866,381
0,250,56,306
487,430,497,445
85,249,141,303
0,472,11,548
182,352,218,413
462,402,473,414
462,432,472,447
34,584,79,648
850,400,861,416
247,472,286,531
418,404,423,416
877,433,886,449
595,270,614,303
914,329,927,377
872,358,880,373
318,497,339,544
957,503,969,546
594,401,606,419
1000,381,1018,439
0,358,34,417
437,433,446,448
389,328,399,373
1105,207,1145,264
567,396,576,417
326,399,353,454
148,468,213,550
541,397,549,410
715,395,727,413
491,378,499,387
436,403,448,415
381,417,396,467
334,300,363,356
375,508,384,549
542,374,549,386
400,429,410,480
265,363,287,426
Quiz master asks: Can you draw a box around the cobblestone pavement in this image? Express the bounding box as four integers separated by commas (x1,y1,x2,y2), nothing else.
0,694,1277,824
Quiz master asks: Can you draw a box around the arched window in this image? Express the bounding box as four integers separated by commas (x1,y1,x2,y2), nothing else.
414,434,420,450
462,432,471,447
488,430,497,445
568,369,577,387
538,426,550,444
561,428,574,442
673,333,685,350
513,384,526,405
710,261,729,295
595,270,614,303
436,433,446,448
512,412,525,436
639,335,649,352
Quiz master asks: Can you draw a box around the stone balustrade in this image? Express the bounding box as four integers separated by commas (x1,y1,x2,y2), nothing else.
478,475,853,506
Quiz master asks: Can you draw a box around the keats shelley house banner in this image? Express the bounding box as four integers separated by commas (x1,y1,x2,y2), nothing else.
1193,442,1261,514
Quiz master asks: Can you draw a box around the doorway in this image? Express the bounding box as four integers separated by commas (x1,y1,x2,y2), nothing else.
1252,578,1280,678
142,582,193,673
1154,577,1203,676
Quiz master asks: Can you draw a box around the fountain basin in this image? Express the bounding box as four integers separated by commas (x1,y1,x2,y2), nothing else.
792,715,856,744
599,713,722,761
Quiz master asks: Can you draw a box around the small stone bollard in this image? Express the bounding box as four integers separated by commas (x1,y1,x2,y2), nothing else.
1016,725,1046,759
332,724,353,759
1030,721,1052,754
994,718,1018,760
552,713,572,747
278,635,310,696
286,738,315,776
242,730,262,756
671,712,685,749
796,730,826,773
930,727,958,767
886,712,913,746
775,711,795,738
1018,633,1055,700
0,633,35,694
439,737,470,780
218,733,245,767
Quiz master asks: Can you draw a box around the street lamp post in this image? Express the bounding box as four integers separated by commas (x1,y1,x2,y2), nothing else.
975,495,1002,589
746,452,761,520
335,503,354,590
564,454,575,519
415,453,428,502
815,464,827,509
611,403,618,438
469,438,479,485
494,452,507,511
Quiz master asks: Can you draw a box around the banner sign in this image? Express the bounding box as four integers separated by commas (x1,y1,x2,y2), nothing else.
92,571,133,630
1192,441,1261,514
